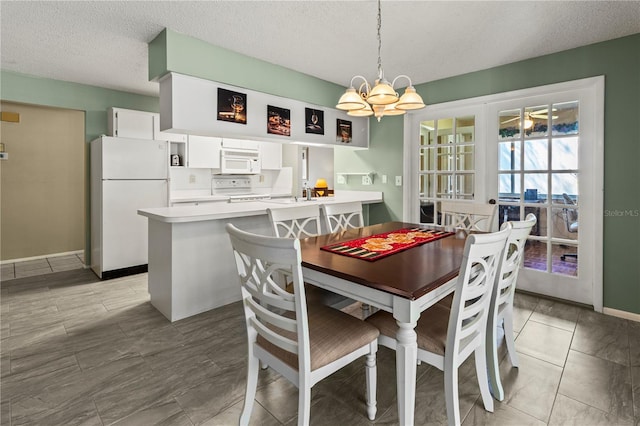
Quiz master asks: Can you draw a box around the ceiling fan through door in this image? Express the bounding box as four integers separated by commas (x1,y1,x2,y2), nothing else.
501,108,558,129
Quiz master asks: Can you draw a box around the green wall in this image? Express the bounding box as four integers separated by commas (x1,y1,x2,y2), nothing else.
0,70,160,263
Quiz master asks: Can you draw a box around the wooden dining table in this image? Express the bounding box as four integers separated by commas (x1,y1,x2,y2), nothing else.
299,221,468,425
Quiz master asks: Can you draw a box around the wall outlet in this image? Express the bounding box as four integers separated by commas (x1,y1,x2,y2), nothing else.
189,174,196,184
259,174,265,183
382,175,387,184
362,175,372,185
395,176,402,186
337,175,346,185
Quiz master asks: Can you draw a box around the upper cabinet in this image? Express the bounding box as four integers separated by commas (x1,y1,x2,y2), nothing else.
260,141,282,170
221,138,259,150
108,107,187,143
159,72,369,149
187,135,222,169
108,107,155,140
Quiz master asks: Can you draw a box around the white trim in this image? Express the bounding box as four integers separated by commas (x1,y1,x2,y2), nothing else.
603,307,640,323
0,250,84,265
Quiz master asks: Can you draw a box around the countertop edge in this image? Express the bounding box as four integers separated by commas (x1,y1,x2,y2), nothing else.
139,192,383,223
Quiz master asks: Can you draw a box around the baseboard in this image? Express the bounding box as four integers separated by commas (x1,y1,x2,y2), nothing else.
603,307,640,323
0,250,84,265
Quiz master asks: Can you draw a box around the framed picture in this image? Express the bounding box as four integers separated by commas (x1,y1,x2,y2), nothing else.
267,105,291,136
337,119,352,143
217,88,247,124
305,108,324,135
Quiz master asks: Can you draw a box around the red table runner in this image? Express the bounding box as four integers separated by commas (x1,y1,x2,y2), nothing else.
321,227,454,261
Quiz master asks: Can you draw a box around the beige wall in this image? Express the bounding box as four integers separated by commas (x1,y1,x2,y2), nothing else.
1,102,85,261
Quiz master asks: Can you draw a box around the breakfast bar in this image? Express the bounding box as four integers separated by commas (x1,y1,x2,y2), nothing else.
138,191,382,321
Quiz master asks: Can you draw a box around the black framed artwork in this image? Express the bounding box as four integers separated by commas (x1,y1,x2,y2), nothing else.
305,108,324,135
336,119,352,143
267,105,291,136
217,88,247,124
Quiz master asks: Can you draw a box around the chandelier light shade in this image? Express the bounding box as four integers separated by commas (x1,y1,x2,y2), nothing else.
336,0,425,121
347,101,374,117
336,88,367,111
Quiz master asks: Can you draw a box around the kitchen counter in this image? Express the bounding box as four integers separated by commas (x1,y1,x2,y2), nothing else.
138,190,383,321
141,190,383,223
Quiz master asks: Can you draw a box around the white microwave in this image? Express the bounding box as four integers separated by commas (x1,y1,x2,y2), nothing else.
220,148,261,174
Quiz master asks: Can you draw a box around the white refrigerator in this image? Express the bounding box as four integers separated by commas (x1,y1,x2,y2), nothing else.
91,136,169,278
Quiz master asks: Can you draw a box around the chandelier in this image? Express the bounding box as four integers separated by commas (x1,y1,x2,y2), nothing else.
336,0,426,121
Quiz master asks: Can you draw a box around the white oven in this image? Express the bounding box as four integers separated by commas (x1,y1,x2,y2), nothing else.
220,148,261,174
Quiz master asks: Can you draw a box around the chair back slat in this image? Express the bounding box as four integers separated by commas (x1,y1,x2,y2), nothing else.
227,223,311,370
268,205,322,238
447,227,510,358
440,201,498,232
321,201,364,233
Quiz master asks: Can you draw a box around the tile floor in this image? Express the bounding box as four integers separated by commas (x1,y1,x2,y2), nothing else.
1,269,638,425
1,252,85,281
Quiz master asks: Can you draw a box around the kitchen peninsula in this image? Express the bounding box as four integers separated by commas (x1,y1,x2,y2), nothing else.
138,191,383,321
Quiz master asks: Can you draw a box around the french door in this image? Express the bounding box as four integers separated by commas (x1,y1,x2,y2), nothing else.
405,77,603,310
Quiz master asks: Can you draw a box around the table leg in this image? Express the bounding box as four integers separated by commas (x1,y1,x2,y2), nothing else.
396,320,418,426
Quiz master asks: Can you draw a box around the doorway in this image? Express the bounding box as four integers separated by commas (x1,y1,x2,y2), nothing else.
405,77,603,310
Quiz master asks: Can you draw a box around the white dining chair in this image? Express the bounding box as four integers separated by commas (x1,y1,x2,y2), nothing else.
486,213,537,400
226,224,379,425
321,201,364,233
267,204,323,239
320,201,372,315
266,205,350,308
366,226,511,426
440,201,498,232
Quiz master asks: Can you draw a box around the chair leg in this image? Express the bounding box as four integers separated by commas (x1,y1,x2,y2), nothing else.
365,348,377,420
486,310,504,401
297,384,311,426
240,354,259,426
444,365,460,426
503,311,519,368
474,348,494,413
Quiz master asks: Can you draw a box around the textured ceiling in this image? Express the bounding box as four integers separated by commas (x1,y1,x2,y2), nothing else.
2,1,639,97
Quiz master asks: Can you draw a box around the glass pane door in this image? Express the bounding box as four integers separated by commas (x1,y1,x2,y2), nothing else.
497,101,580,277
418,116,476,225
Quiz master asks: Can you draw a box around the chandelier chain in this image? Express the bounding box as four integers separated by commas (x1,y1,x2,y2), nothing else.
377,0,383,80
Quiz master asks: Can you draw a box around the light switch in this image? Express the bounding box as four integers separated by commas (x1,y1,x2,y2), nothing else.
189,174,196,184
337,175,346,185
382,175,387,184
395,176,402,186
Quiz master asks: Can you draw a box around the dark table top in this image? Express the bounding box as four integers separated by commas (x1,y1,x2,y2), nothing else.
299,221,467,301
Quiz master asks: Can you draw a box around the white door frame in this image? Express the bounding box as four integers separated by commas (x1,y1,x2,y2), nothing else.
404,76,604,311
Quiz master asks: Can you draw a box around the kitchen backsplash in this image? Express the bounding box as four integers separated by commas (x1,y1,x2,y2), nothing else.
169,167,292,196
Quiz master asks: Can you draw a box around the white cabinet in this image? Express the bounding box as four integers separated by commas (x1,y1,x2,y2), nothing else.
187,135,222,169
108,107,155,140
221,138,259,150
260,141,282,170
108,107,187,142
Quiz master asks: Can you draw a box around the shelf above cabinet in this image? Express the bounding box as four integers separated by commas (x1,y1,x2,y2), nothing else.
336,172,375,184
